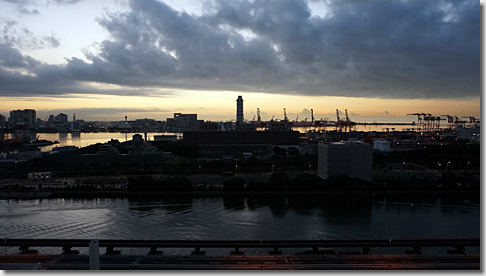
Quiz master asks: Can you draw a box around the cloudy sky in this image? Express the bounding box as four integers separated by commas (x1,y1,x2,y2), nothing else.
0,0,480,122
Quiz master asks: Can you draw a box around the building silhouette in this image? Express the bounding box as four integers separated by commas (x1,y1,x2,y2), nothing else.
9,109,36,128
236,96,244,124
318,141,373,181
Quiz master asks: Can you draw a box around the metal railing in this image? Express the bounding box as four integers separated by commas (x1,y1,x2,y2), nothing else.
2,238,479,256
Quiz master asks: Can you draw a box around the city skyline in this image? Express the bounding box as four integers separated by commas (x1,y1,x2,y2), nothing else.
0,0,480,122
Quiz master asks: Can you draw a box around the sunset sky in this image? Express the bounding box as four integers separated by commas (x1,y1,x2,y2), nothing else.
0,0,480,123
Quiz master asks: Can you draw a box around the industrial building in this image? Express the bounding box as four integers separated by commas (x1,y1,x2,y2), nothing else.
456,125,480,143
166,113,203,132
183,131,301,160
318,141,373,181
373,140,391,152
183,131,300,145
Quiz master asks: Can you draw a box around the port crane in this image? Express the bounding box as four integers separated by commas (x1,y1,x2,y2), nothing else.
335,109,357,132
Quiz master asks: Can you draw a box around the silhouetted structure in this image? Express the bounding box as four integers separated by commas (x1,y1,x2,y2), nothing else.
236,96,244,125
318,141,373,181
184,131,300,145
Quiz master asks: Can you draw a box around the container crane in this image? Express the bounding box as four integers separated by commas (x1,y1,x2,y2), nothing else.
462,116,480,127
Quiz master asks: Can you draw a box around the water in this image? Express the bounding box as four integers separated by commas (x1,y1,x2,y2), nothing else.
30,132,182,152
0,195,479,256
1,124,414,153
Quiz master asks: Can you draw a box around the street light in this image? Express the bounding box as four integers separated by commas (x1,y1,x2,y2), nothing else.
271,165,274,173
446,161,451,170
235,165,238,174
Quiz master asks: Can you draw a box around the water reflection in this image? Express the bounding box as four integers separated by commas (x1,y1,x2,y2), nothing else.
128,197,193,215
316,196,372,225
0,195,480,247
222,196,374,222
71,132,81,142
222,197,245,211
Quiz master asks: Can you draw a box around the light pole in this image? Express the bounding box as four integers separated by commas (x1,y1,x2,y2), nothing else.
271,165,274,173
235,165,238,174
446,161,450,170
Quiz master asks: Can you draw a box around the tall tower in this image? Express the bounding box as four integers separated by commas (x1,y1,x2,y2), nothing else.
236,96,244,124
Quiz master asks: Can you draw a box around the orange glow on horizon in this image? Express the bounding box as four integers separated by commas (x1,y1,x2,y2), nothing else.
0,92,479,122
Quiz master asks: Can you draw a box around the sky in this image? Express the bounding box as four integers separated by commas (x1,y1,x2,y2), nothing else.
0,0,481,123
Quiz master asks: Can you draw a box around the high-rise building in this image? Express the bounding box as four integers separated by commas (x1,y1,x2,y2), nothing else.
318,141,373,181
8,109,36,127
0,114,5,129
55,113,68,123
236,96,244,124
24,109,36,126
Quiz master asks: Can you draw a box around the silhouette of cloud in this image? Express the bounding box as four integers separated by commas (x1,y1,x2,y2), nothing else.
0,0,479,99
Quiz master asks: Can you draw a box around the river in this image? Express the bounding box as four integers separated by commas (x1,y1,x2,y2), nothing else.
0,194,479,256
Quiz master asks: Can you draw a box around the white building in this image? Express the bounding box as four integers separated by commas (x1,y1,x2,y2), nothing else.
373,140,391,152
318,141,373,181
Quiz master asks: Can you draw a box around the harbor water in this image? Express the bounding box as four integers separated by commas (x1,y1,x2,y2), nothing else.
0,194,479,256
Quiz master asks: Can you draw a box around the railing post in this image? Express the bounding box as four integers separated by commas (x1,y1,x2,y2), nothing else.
406,246,421,254
448,245,466,255
148,246,163,255
105,246,121,255
191,247,205,255
269,247,282,255
231,247,244,255
89,240,100,270
62,245,79,255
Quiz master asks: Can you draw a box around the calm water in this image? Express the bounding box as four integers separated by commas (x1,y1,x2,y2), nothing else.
0,195,479,255
34,132,182,152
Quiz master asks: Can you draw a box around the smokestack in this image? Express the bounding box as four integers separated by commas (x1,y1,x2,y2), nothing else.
236,96,244,124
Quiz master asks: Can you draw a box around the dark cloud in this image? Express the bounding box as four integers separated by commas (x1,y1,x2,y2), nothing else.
0,44,173,97
0,0,480,99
